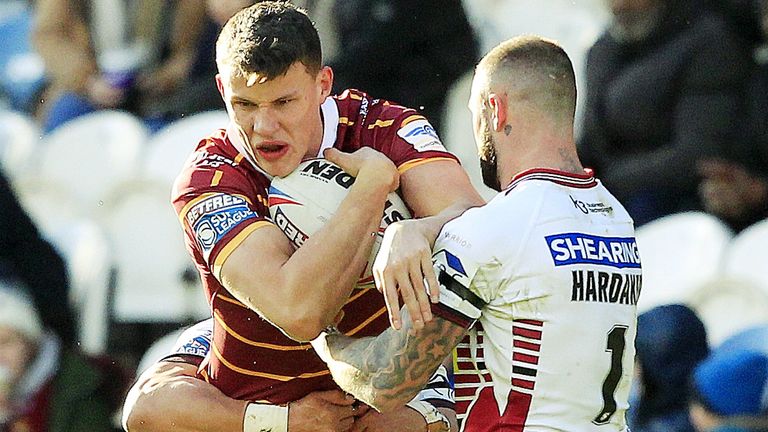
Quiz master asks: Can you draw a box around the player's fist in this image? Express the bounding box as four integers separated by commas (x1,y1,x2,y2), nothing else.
324,147,399,193
288,389,364,432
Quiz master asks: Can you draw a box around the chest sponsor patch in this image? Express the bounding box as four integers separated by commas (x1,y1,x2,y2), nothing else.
397,118,447,152
545,233,640,269
187,193,258,258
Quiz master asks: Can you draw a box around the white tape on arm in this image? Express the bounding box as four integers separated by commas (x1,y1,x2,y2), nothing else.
243,403,288,432
406,400,451,432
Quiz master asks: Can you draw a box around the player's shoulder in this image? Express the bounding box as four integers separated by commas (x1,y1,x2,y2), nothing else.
334,88,421,125
172,129,256,199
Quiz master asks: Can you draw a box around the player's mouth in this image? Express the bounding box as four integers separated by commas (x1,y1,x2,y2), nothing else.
255,141,290,162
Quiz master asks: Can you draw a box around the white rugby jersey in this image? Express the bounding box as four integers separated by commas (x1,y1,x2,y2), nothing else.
432,168,640,432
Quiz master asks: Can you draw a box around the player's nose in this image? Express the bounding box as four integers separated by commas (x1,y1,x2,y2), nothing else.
251,108,280,136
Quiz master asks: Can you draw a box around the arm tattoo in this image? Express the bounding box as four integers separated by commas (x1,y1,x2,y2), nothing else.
325,309,468,411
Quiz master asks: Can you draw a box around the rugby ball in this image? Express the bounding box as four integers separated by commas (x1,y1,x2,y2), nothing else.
268,158,411,287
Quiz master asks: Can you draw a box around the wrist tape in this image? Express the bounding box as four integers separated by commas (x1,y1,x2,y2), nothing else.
406,400,450,432
243,402,288,432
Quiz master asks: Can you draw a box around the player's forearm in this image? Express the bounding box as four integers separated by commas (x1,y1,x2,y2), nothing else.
277,181,390,337
416,199,481,248
123,365,247,432
315,311,466,412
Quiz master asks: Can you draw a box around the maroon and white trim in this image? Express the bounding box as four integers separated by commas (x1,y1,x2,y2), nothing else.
510,319,543,395
504,168,597,194
454,324,491,421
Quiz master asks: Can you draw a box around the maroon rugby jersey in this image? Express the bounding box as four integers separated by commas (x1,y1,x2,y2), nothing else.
172,89,457,402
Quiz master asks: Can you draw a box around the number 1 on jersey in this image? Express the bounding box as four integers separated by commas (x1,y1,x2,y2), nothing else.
593,325,628,425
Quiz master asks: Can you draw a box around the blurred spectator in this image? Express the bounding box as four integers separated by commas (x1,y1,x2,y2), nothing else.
629,304,710,432
31,0,218,133
0,284,121,432
577,0,753,226
689,349,768,432
0,168,75,344
329,0,478,132
698,0,768,232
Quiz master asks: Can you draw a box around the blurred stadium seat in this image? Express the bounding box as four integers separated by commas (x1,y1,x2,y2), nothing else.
688,277,768,347
14,179,82,239
635,212,734,312
48,219,113,354
101,180,208,324
144,110,229,188
716,324,768,354
723,218,768,294
0,110,40,182
0,1,45,111
37,110,148,213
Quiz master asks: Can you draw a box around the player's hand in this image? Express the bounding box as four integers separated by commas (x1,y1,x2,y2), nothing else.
349,406,429,432
373,220,439,330
324,147,399,194
288,389,365,432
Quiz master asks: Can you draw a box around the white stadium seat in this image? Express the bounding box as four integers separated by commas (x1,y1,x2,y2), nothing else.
723,218,768,295
0,110,40,182
688,277,768,347
101,181,209,323
634,212,734,312
144,110,229,188
37,110,148,214
48,219,113,354
14,179,82,240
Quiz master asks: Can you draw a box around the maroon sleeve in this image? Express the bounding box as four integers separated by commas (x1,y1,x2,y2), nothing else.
172,140,273,279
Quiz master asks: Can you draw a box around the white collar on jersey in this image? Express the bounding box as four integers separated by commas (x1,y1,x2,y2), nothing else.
225,97,339,178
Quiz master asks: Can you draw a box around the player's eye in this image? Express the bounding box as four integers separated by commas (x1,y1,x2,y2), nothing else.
275,98,292,107
234,100,255,108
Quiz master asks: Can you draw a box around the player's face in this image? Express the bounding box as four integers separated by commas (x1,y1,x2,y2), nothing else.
469,77,502,192
218,62,333,177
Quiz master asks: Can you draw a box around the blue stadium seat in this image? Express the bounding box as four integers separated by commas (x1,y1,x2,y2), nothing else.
0,2,46,111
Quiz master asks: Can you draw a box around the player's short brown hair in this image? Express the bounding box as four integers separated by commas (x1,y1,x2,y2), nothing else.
216,1,322,83
477,36,577,121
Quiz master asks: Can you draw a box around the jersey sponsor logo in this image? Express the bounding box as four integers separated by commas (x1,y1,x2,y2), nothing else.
545,233,641,269
177,334,211,357
571,270,642,305
569,195,614,215
193,151,238,168
186,193,251,226
299,160,355,189
397,119,447,152
191,194,258,257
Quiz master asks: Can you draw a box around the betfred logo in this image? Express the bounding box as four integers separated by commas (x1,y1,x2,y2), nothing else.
299,160,355,189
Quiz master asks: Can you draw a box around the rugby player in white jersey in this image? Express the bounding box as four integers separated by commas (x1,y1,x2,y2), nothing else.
313,35,641,432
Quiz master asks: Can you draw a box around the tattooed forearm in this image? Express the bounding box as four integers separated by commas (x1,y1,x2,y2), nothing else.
322,309,467,412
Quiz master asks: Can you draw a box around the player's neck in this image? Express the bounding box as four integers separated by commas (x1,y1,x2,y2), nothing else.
500,136,583,186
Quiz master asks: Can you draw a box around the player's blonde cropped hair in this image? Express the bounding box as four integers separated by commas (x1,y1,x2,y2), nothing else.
476,36,577,123
215,1,322,85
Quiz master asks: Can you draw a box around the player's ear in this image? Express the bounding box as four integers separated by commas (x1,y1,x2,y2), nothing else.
215,74,226,100
317,66,333,100
487,93,507,132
